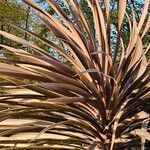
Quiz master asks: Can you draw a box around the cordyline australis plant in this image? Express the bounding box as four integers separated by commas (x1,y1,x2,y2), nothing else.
0,0,150,149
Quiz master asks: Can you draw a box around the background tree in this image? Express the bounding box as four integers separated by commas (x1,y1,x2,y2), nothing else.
0,0,27,47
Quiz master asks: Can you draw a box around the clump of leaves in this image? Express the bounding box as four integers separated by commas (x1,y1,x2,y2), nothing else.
0,0,150,149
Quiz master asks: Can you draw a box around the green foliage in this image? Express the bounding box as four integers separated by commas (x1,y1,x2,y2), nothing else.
0,0,26,22
0,0,28,47
80,0,95,35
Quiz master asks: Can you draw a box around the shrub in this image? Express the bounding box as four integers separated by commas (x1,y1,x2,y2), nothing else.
0,0,149,149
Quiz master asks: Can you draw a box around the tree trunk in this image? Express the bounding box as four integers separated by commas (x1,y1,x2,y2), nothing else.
24,6,30,41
